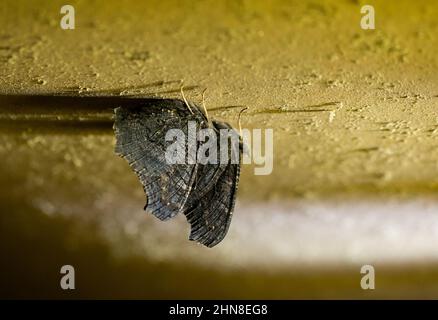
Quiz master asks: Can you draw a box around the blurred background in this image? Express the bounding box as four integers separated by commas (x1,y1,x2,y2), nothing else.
1,0,438,298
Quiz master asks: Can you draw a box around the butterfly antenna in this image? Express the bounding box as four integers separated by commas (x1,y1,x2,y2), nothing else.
180,84,194,115
238,107,248,137
201,88,211,124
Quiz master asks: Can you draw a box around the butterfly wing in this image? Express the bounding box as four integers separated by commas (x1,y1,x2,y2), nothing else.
184,161,240,247
182,128,228,209
114,99,207,221
184,121,242,247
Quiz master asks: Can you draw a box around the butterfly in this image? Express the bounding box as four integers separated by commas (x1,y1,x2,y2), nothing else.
113,98,242,247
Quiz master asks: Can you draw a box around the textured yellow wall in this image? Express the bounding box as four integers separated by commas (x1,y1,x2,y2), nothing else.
1,0,438,298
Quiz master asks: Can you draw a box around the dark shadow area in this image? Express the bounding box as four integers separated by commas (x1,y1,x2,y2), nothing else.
0,119,114,135
0,94,187,134
1,196,438,299
0,94,170,114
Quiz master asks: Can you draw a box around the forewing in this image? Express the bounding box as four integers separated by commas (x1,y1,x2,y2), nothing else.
182,129,228,210
114,99,206,220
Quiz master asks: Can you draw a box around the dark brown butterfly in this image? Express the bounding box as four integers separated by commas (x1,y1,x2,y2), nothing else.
114,98,241,247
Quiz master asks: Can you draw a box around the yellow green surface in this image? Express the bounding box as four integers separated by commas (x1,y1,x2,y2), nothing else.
1,0,438,298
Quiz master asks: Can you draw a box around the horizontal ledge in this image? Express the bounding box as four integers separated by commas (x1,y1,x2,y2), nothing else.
0,94,181,134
